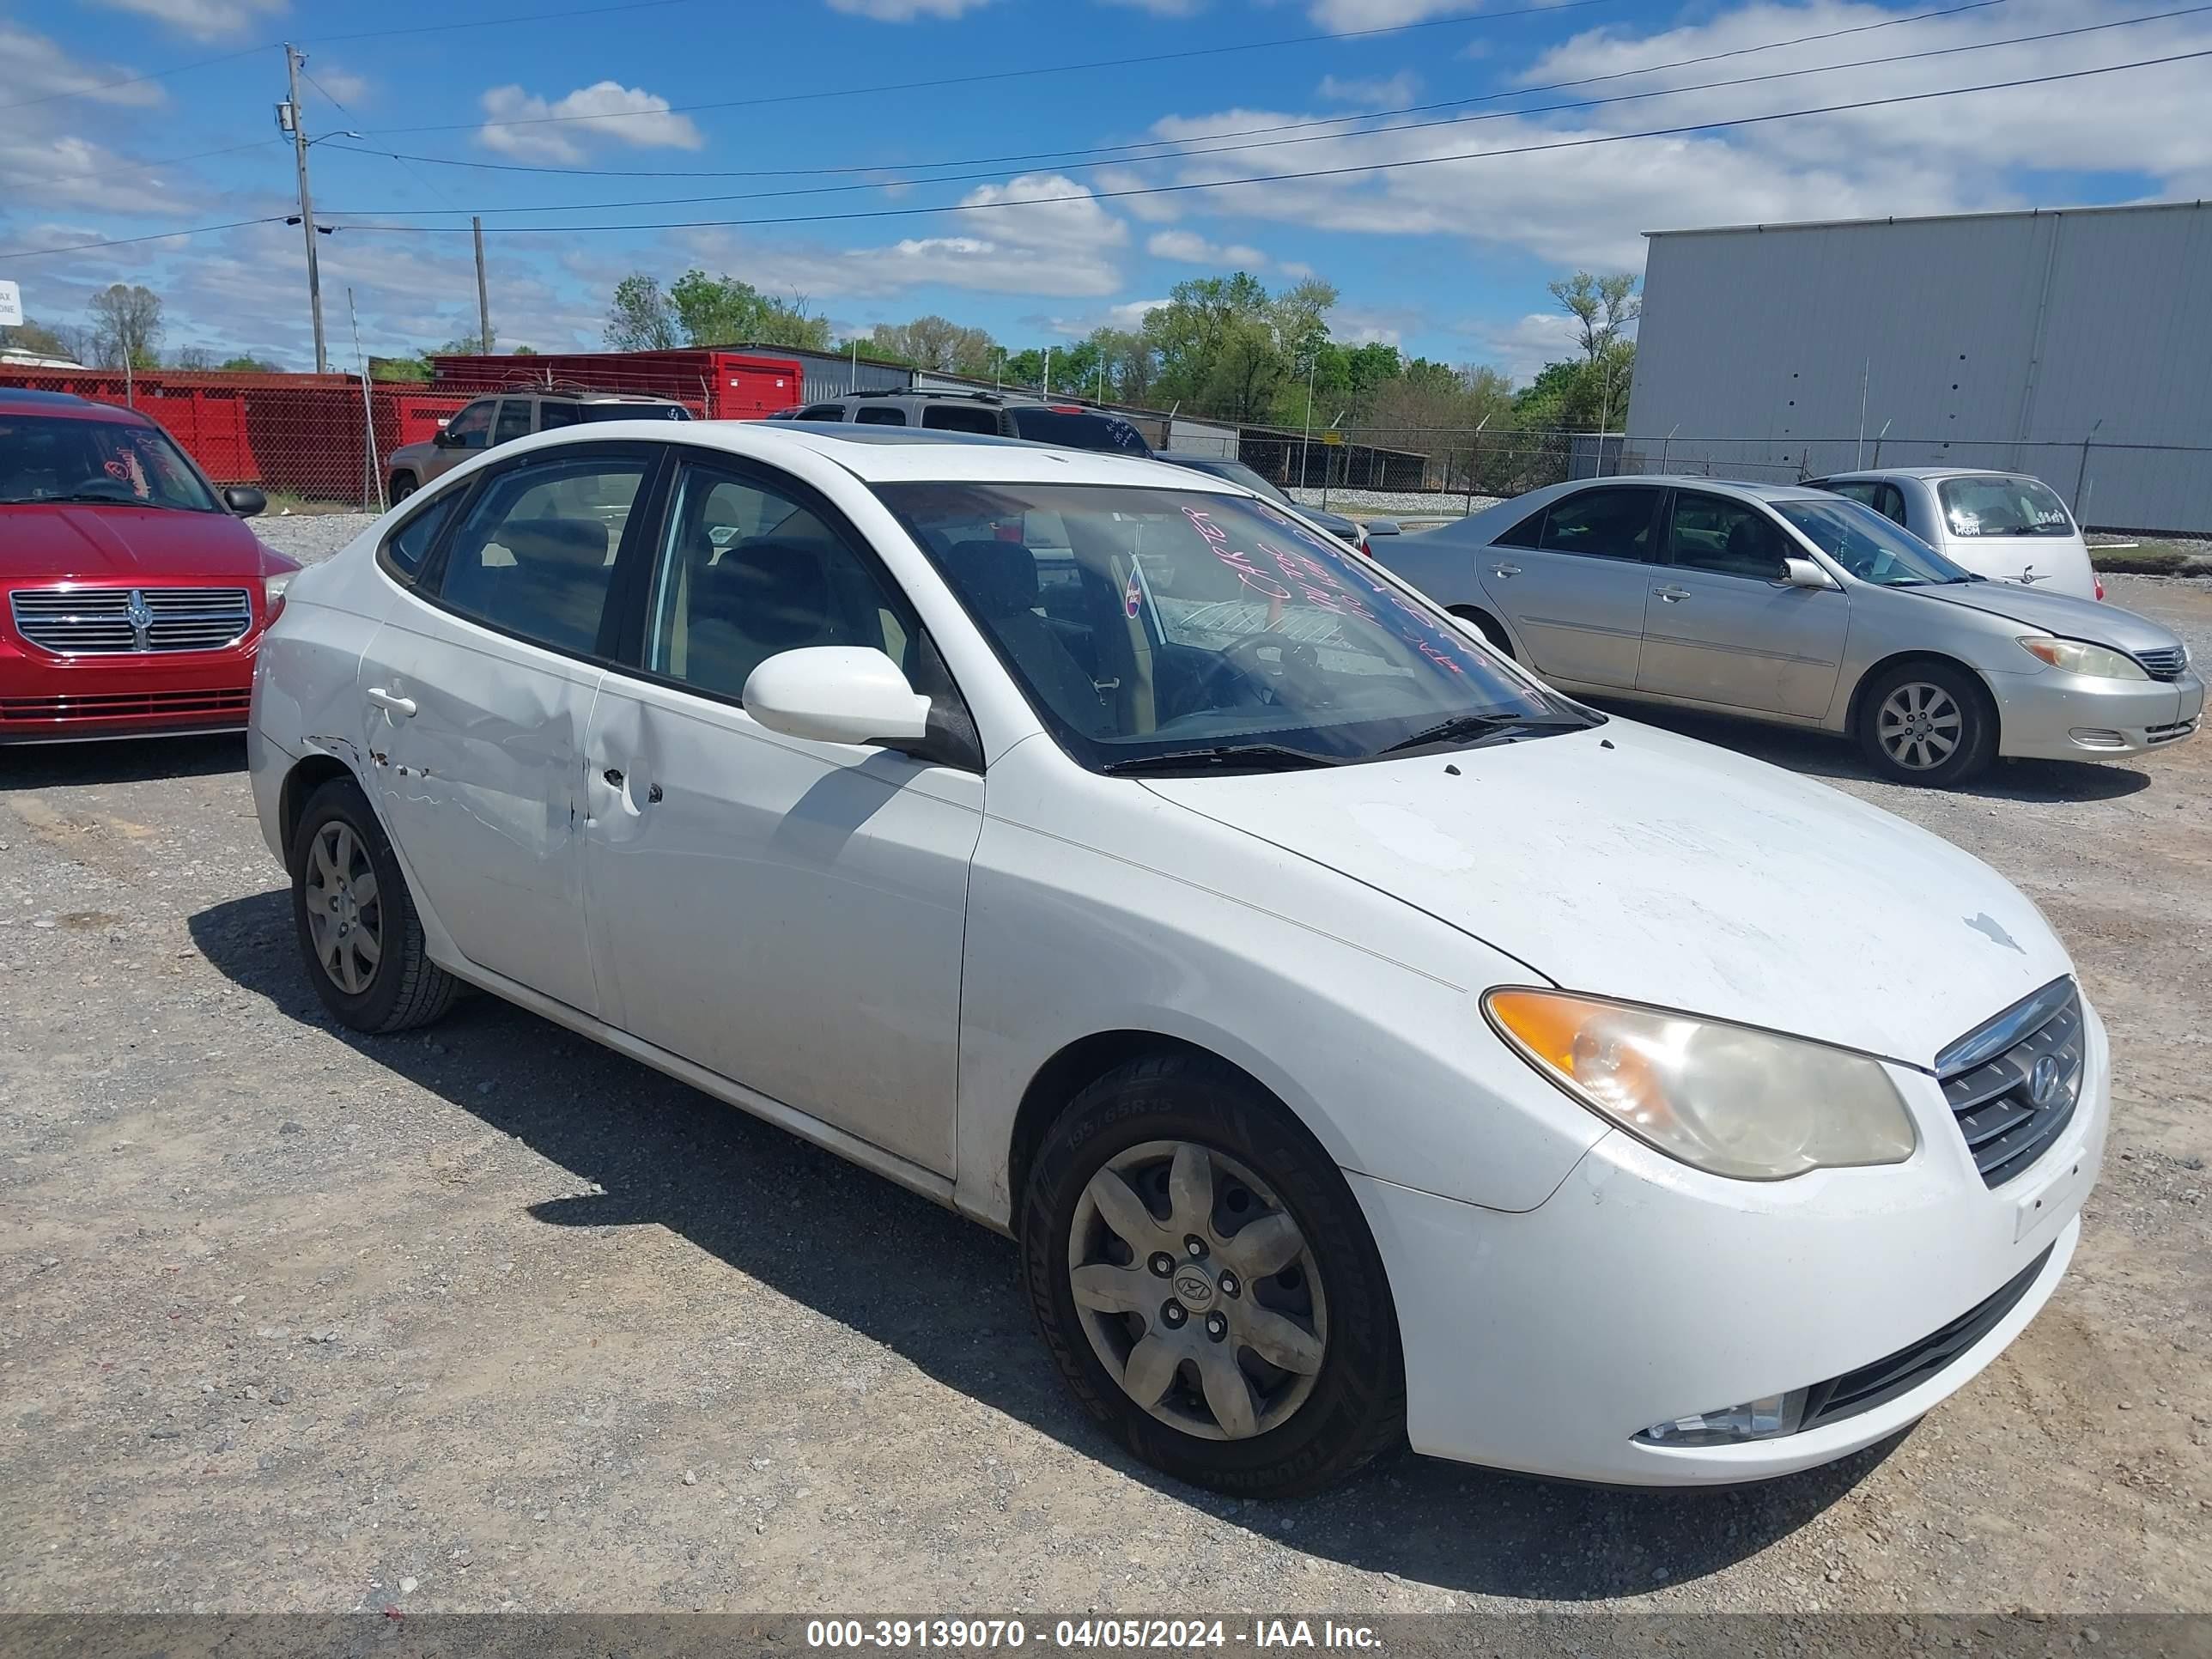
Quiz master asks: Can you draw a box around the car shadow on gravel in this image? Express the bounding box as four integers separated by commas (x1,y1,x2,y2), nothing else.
0,732,246,787
191,884,1895,1601
1594,702,2154,803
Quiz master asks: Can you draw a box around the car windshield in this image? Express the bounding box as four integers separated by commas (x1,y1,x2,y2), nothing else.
1775,499,1974,586
877,481,1583,771
1006,407,1150,455
0,413,219,510
1937,475,2075,538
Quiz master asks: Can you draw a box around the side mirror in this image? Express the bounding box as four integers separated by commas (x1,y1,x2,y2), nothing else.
1782,557,1835,589
743,647,932,746
222,485,265,518
433,427,463,448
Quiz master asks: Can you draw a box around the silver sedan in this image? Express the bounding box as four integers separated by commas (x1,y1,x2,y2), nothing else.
1372,477,2202,786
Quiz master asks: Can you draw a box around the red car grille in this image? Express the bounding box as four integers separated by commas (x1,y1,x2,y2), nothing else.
0,687,252,724
9,586,253,655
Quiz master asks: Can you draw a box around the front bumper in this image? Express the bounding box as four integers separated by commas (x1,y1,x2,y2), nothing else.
0,634,261,744
1356,998,2109,1486
1990,664,2202,761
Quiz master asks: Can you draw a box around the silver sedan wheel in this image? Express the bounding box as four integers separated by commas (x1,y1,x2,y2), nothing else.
1067,1139,1328,1442
1876,680,1964,772
303,821,382,996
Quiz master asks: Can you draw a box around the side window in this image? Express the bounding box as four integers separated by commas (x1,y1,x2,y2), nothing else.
492,399,532,446
1492,507,1547,549
430,453,648,655
854,405,908,426
1821,480,1881,508
643,461,921,705
921,403,1001,434
1878,483,1911,526
538,400,582,431
380,488,460,580
442,400,495,451
799,403,848,422
1537,488,1659,562
1667,492,1790,580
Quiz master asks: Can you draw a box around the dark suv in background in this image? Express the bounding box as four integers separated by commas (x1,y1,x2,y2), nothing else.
386,390,690,500
782,389,1152,457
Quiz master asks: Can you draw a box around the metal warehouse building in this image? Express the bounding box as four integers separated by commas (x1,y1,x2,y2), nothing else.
1623,200,2212,533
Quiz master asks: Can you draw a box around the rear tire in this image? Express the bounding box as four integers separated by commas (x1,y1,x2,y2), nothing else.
289,775,459,1034
1856,660,1997,787
1021,1054,1405,1497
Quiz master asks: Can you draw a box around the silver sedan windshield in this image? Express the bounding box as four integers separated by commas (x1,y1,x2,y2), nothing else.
1776,498,1974,587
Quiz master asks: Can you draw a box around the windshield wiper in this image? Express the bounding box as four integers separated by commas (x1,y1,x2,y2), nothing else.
1102,743,1340,775
1377,711,1584,756
7,490,176,508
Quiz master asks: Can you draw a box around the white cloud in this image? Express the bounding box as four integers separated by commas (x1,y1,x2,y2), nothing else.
0,23,166,111
1471,312,1583,381
477,82,706,164
1306,0,1464,30
824,0,997,16
1317,71,1421,105
1099,0,1207,13
1278,260,1317,279
1146,229,1269,268
1093,165,1183,223
312,65,372,106
84,0,285,40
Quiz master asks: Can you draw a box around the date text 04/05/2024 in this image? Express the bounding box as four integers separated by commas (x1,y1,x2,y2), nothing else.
804,1619,1383,1650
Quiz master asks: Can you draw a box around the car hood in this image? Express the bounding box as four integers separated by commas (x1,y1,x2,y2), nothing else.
1145,719,2069,1068
0,502,272,582
1899,580,2182,653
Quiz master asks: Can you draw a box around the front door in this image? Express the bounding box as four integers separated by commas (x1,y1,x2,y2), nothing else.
359,443,658,1015
1636,489,1849,718
581,455,981,1176
1480,484,1662,688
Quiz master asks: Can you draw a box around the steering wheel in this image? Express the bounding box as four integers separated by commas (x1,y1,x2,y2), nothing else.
1197,633,1317,708
62,474,139,501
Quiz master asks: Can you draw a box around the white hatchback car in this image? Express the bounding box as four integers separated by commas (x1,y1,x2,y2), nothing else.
250,422,2107,1495
1806,469,2100,600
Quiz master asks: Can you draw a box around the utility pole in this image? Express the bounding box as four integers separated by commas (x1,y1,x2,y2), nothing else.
283,45,328,374
472,217,493,356
1043,345,1054,398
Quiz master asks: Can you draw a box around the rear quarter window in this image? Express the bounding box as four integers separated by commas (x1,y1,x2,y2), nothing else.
380,489,462,580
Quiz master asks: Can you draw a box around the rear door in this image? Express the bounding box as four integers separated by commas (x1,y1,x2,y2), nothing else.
1636,489,1848,718
1478,484,1662,688
357,441,662,1015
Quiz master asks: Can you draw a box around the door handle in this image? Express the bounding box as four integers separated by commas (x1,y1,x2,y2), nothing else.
600,769,662,805
1490,563,1522,578
367,687,416,717
603,768,624,787
1656,586,1691,603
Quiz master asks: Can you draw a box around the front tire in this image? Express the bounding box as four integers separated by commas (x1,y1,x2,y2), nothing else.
289,775,459,1033
388,472,418,502
1856,660,1996,787
1021,1054,1404,1497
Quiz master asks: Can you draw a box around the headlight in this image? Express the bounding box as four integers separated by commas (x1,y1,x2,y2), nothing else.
1483,989,1917,1181
263,573,292,618
2017,636,2148,680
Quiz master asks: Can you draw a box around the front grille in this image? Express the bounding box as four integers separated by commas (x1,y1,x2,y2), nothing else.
2132,646,2186,680
0,687,252,724
9,586,253,655
1799,1244,2053,1431
1936,978,2084,1188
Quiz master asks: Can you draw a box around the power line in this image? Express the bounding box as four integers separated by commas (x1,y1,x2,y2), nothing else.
318,8,2200,220
322,0,2016,183
329,50,2212,235
5,48,2203,261
0,45,267,114
345,0,1626,138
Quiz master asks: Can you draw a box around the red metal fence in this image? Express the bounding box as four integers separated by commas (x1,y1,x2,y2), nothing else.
0,367,471,505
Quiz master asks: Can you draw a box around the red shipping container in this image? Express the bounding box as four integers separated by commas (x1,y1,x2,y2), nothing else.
425,349,804,420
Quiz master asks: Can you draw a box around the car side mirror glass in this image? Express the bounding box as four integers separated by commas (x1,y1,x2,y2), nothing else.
433,428,459,447
743,647,933,747
1783,557,1834,589
222,485,265,518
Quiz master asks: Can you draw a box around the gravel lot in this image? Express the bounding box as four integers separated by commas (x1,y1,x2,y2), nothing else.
2,554,2206,1617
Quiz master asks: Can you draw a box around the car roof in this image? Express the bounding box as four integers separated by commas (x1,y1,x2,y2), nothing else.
1816,467,2036,483
569,417,1242,489
0,387,149,422
1545,474,1836,504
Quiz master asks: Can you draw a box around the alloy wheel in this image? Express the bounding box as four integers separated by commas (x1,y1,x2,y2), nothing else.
1876,680,1963,772
1067,1139,1328,1442
303,821,383,995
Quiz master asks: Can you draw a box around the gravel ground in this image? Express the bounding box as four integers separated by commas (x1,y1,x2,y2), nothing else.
254,513,379,568
0,574,2206,1617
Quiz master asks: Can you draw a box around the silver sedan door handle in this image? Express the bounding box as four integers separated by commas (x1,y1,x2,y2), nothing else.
1655,586,1691,603
367,686,416,717
1490,562,1522,578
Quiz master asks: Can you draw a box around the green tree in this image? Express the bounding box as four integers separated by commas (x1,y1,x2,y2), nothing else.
87,283,163,369
1547,270,1640,365
0,318,78,360
1143,272,1340,424
369,356,431,382
605,273,680,351
870,315,999,375
219,354,279,372
667,270,830,350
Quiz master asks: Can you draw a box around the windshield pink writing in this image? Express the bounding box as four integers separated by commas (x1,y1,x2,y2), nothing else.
1183,507,1294,600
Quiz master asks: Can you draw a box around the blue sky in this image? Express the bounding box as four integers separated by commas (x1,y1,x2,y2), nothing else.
3,0,2207,377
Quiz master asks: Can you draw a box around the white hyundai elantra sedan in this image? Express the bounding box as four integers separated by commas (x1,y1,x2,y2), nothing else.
248,420,2106,1495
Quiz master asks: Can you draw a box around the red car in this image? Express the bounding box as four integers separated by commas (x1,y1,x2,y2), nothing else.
1,388,300,744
